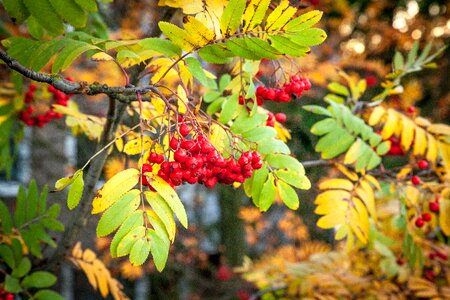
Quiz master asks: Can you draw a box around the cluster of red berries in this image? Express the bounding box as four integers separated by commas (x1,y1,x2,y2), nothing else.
141,126,263,189
0,288,13,300
266,112,286,127
19,80,73,127
410,160,430,185
429,250,448,261
256,75,311,105
415,197,441,228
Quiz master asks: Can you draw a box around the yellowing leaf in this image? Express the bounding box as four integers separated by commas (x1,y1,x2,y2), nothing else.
314,190,350,205
183,16,215,47
427,123,450,136
369,106,386,126
440,198,450,236
335,164,358,181
54,169,82,191
92,169,140,214
242,0,270,32
425,133,438,163
317,212,346,229
319,179,354,191
400,115,415,150
91,52,114,61
413,127,427,156
265,0,296,32
381,109,398,140
147,175,188,228
176,85,188,114
123,136,152,155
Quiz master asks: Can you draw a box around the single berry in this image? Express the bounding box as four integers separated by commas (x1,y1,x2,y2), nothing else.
415,218,425,228
142,164,152,174
169,137,179,150
179,123,191,137
418,160,429,170
422,212,432,222
411,175,421,185
436,251,448,261
275,113,286,123
407,106,416,114
174,148,188,163
396,258,405,265
429,202,440,213
265,88,276,101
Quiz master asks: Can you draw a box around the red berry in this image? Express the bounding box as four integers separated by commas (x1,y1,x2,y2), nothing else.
411,176,421,185
415,218,425,228
407,106,416,114
149,152,164,164
174,148,188,163
429,202,440,213
276,91,291,102
424,270,435,281
142,163,152,174
429,252,436,260
29,84,37,91
396,258,405,265
436,251,448,261
365,75,377,87
181,139,195,150
169,137,179,150
179,123,191,137
265,88,276,101
216,265,233,281
205,177,218,188
238,95,245,105
422,212,432,222
275,113,286,123
418,160,429,170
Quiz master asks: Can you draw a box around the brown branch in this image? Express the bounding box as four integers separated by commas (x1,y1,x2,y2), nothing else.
0,48,152,100
302,159,330,168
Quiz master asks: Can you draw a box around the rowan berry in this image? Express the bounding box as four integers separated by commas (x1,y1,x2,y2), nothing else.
418,160,429,170
429,202,440,213
415,218,425,228
411,175,421,185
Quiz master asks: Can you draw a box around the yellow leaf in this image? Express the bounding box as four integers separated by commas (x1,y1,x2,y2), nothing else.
427,123,450,136
92,52,114,61
356,185,377,222
352,197,369,240
72,241,83,258
314,190,351,205
317,212,346,229
344,139,363,165
369,106,386,126
265,0,297,32
92,168,140,214
405,186,420,206
183,16,215,47
440,198,450,236
413,127,427,156
400,115,415,150
315,200,348,215
147,175,188,228
381,109,398,140
209,123,228,153
93,259,110,297
363,174,381,190
426,133,438,163
82,248,97,263
77,260,98,290
242,0,270,32
176,85,188,114
335,164,358,181
115,131,124,152
414,116,432,127
319,179,354,191
396,166,412,180
54,169,82,191
123,136,152,155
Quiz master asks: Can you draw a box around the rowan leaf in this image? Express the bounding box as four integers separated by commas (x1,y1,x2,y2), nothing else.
148,175,188,228
277,180,299,210
67,170,84,210
259,174,276,212
285,10,323,32
22,271,57,288
242,0,270,32
116,225,145,257
220,0,245,37
145,192,176,241
92,168,140,214
110,211,144,257
96,189,141,237
148,229,170,272
49,0,87,28
22,0,64,36
129,237,151,266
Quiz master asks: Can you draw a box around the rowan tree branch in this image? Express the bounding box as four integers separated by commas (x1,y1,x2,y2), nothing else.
0,48,152,101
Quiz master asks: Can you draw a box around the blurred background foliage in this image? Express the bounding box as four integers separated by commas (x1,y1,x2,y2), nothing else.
0,0,448,299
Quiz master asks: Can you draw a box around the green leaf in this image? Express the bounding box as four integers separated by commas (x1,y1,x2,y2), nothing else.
51,41,99,73
185,57,217,89
242,126,276,142
225,38,263,60
241,37,280,59
257,138,290,155
30,39,67,71
269,35,310,57
376,141,390,156
275,169,311,190
26,180,38,221
22,271,57,288
54,169,82,192
327,82,349,96
219,74,231,91
207,97,224,115
97,189,140,237
148,229,169,272
219,94,239,124
14,185,27,227
259,174,276,212
116,226,145,257
394,51,404,70
148,176,188,228
27,16,45,39
49,0,87,28
287,28,327,47
3,0,30,23
47,203,61,218
41,217,64,232
158,21,194,52
145,192,176,241
67,171,84,210
34,290,65,300
231,113,267,134
139,38,181,57
251,167,269,207
129,237,151,266
220,0,245,37
110,211,144,257
0,201,13,234
5,275,22,293
146,211,170,243
74,0,98,12
277,180,299,210
303,105,332,116
265,153,305,175
11,257,31,278
406,41,419,67
315,128,355,159
198,44,233,64
286,10,323,32
23,0,64,37
311,118,337,136
0,245,15,268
